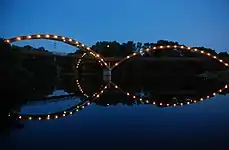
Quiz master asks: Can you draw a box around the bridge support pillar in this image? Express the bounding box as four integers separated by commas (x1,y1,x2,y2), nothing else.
103,68,112,82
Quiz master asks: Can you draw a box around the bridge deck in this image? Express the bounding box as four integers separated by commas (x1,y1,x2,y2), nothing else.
20,51,212,62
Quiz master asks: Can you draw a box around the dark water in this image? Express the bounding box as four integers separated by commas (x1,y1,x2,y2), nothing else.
1,76,229,150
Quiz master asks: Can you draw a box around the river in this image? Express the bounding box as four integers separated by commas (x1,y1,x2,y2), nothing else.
1,76,229,150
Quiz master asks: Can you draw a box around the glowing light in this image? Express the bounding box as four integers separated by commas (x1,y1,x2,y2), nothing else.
37,34,41,38
16,37,21,40
68,38,72,42
45,34,50,38
27,35,31,39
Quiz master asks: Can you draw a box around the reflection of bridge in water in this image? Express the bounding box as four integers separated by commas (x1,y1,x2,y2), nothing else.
9,81,228,121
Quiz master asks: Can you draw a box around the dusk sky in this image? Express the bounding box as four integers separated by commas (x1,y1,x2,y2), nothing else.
1,0,229,53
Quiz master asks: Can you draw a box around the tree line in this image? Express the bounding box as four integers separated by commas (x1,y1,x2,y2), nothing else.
86,40,229,59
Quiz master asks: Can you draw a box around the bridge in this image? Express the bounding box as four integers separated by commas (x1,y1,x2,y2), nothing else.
4,33,229,80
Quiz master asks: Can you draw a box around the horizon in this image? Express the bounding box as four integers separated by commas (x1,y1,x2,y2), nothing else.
1,0,229,53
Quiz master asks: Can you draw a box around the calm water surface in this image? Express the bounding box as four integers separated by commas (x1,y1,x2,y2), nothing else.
2,90,229,150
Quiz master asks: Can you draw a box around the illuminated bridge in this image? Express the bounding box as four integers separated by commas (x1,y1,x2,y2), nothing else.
4,33,229,77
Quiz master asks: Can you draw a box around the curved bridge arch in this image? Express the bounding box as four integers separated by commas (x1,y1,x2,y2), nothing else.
110,45,229,70
4,34,109,68
8,82,109,121
110,82,228,107
75,52,106,98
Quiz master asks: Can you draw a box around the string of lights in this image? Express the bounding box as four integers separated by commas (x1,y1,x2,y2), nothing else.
8,81,228,121
109,82,228,107
4,34,109,68
8,82,110,121
75,52,105,97
5,34,229,70
110,45,229,70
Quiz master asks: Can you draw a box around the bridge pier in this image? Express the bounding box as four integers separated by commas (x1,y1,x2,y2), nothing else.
103,68,112,82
